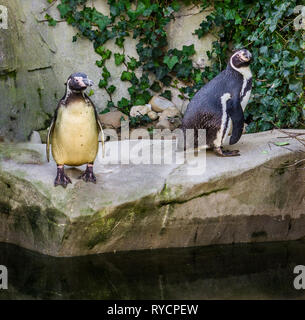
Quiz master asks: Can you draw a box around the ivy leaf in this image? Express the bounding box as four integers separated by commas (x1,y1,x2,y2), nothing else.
171,1,181,12
134,96,147,106
96,60,104,68
118,97,130,109
107,85,116,94
234,14,242,25
95,46,112,60
98,79,107,88
45,14,57,26
163,55,179,70
286,93,295,102
128,85,137,96
160,90,172,101
121,71,133,81
175,61,193,79
102,67,111,80
114,53,125,66
289,82,303,95
115,37,125,48
94,14,111,31
127,57,139,70
160,75,172,86
107,101,115,109
225,9,236,20
150,81,162,92
100,107,110,114
57,4,70,18
182,44,195,57
156,66,169,80
259,46,268,54
127,2,146,20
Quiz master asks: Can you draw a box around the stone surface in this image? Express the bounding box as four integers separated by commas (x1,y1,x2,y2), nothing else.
159,106,181,121
130,104,151,118
99,111,128,129
29,131,42,144
38,129,48,144
1,130,305,257
166,4,216,67
0,0,215,141
156,119,171,130
171,86,190,114
150,96,176,112
147,111,158,121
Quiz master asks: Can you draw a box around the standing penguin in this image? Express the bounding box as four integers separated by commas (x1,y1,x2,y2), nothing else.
180,49,252,156
47,72,105,187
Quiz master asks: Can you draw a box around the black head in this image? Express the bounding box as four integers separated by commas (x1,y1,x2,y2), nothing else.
230,49,252,69
66,72,94,91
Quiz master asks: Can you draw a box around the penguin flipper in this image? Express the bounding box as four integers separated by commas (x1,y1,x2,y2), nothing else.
227,99,244,145
96,115,105,158
46,118,55,162
46,104,60,162
85,94,105,158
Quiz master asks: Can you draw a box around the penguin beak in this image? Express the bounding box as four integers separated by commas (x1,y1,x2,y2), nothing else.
83,78,94,87
246,51,252,61
240,51,252,62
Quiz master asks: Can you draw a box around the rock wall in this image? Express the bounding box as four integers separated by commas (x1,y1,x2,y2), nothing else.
0,0,215,141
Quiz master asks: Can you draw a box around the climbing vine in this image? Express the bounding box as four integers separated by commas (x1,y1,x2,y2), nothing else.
44,0,304,132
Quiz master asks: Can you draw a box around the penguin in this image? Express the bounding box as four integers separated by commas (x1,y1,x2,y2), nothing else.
180,49,252,156
46,72,105,187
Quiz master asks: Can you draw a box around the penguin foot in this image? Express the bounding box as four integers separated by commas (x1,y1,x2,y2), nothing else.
214,147,240,157
78,165,96,183
54,167,72,188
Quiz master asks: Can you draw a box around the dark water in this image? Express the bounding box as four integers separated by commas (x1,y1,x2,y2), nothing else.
1,241,305,300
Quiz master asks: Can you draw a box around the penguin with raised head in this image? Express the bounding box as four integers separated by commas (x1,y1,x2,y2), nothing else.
180,49,252,156
47,72,105,187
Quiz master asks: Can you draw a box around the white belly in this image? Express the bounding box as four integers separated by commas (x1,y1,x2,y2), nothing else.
213,93,231,147
223,119,232,145
52,101,99,166
241,89,251,110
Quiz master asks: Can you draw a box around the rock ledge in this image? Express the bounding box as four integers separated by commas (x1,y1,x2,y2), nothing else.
0,130,304,257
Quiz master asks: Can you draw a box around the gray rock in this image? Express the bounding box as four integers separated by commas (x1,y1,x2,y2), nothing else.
99,111,128,129
159,106,181,121
0,130,305,257
150,96,176,112
130,104,151,118
156,119,171,130
166,4,216,66
38,129,48,144
29,131,42,144
147,111,158,121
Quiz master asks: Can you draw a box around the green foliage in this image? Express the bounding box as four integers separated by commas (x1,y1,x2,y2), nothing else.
44,13,57,26
45,0,200,117
194,0,304,132
45,0,304,131
129,114,153,128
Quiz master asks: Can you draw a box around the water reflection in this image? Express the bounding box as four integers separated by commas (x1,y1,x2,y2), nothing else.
0,241,305,300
